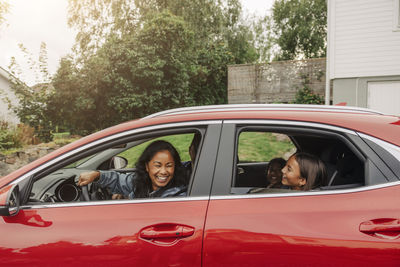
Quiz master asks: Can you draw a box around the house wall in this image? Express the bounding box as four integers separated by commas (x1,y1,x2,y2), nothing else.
328,0,400,112
333,75,400,106
329,0,400,79
0,69,19,125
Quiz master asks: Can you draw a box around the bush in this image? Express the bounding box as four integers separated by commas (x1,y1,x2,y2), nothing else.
0,121,21,150
293,85,324,105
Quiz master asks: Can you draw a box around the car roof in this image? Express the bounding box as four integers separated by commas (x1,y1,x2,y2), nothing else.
143,104,385,118
142,104,399,145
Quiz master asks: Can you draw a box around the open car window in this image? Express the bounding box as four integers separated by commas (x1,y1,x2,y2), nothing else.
116,134,196,169
231,126,376,195
28,131,202,204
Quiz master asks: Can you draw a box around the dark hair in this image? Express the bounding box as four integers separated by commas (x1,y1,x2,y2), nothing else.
266,158,286,174
133,140,186,198
189,133,202,156
294,152,327,190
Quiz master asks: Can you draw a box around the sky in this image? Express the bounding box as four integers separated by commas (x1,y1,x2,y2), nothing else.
0,0,274,86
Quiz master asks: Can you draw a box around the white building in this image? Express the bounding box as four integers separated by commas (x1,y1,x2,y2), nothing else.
0,66,20,125
327,0,400,115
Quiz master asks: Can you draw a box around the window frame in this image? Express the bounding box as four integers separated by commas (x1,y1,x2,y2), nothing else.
211,120,393,198
19,121,222,207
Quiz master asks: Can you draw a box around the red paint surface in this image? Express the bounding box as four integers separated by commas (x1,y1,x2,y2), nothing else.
0,200,207,266
203,185,400,266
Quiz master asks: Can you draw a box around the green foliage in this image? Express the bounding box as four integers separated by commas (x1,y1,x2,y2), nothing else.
249,14,273,62
292,72,324,105
7,43,54,142
52,132,80,146
48,0,256,135
272,0,327,60
294,86,324,105
0,121,21,150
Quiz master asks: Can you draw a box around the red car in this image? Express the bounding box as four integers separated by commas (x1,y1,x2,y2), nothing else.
1,104,399,266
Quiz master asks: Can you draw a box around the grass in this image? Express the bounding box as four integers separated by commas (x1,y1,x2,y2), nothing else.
118,132,295,167
0,148,22,156
118,134,194,167
238,132,295,162
1,131,295,168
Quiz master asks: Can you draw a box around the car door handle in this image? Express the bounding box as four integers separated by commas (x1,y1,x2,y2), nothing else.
140,223,195,240
360,218,400,239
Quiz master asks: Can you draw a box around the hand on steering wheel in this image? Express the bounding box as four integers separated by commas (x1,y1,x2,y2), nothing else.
77,171,100,201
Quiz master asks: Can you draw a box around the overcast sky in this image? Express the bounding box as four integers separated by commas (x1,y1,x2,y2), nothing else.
0,0,274,86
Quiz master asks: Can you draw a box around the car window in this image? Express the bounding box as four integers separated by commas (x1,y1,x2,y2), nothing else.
238,131,296,162
117,133,195,168
29,131,202,204
232,128,367,194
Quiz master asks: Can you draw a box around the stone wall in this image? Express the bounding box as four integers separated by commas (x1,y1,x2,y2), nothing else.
0,144,60,177
228,58,328,104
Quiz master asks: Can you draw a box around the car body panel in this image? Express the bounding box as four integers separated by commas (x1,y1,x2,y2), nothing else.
203,184,400,266
0,104,399,266
0,199,208,266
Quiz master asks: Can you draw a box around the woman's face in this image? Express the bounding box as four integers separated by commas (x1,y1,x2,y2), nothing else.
146,150,175,191
281,155,306,190
267,163,283,184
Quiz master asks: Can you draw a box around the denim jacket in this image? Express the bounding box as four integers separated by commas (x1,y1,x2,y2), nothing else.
97,171,187,199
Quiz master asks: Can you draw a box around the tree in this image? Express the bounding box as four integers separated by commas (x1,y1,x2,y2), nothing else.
49,0,256,134
51,11,200,134
7,43,54,142
271,0,327,60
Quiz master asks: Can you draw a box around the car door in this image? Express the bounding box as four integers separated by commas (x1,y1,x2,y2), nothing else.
202,121,400,266
0,123,221,266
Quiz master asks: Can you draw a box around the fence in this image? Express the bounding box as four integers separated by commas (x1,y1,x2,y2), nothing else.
228,58,328,104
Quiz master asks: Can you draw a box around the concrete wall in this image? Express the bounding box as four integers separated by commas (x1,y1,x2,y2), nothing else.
228,58,327,104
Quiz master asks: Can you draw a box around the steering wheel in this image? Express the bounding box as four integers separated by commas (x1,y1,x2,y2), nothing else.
80,182,112,201
81,184,91,201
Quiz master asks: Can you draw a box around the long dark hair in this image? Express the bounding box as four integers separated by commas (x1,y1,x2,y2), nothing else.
294,152,327,191
133,140,186,198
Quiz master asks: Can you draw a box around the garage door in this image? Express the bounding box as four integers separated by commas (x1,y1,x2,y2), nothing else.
368,81,400,116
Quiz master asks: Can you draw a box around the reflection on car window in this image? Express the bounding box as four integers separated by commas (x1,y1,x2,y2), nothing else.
64,154,97,168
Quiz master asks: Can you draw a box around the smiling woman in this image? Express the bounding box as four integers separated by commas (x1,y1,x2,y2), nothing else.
145,149,175,191
77,140,188,199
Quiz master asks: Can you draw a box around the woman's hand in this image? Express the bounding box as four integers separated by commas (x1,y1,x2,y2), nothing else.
112,194,126,200
77,171,100,186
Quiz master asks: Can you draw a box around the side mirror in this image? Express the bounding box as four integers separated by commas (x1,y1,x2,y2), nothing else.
112,156,128,169
0,184,20,217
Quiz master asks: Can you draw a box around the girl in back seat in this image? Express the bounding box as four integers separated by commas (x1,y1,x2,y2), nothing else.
281,152,327,191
